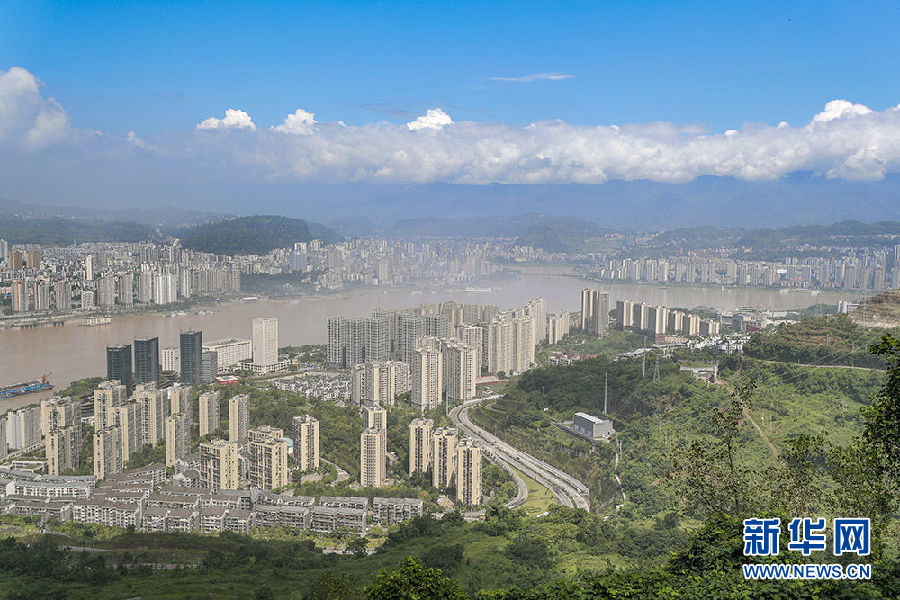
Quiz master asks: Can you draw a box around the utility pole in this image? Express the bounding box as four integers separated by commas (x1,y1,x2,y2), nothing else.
653,356,660,382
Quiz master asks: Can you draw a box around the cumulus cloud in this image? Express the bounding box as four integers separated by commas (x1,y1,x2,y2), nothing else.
407,108,453,131
0,66,72,149
273,108,316,135
491,72,574,82
812,99,873,123
196,108,256,130
6,67,900,186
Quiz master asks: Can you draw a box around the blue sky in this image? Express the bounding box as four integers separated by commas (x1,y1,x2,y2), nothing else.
4,1,900,135
3,0,900,213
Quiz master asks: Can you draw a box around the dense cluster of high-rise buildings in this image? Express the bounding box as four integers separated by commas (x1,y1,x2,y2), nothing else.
577,247,900,291
614,299,719,343
329,298,547,411
408,419,482,506
0,239,240,315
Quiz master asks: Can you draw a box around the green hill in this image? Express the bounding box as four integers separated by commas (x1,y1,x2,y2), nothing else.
178,215,342,255
0,216,157,245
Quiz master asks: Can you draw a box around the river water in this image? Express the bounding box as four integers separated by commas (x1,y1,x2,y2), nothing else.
0,270,862,409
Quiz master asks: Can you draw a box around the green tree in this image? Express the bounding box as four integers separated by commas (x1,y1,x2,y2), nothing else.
306,572,363,600
347,535,368,558
365,557,469,600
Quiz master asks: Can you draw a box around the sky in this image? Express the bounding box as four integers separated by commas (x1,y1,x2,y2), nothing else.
3,1,900,212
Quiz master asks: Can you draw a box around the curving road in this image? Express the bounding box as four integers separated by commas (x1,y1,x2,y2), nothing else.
450,395,590,511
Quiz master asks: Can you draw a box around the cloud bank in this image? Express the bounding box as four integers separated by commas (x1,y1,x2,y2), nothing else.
5,66,900,186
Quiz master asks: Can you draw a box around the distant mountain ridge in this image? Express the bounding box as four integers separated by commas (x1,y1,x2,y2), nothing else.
177,215,342,256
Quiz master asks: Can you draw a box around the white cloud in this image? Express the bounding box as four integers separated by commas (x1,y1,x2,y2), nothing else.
812,99,873,123
407,108,453,131
273,108,316,135
196,108,256,131
0,66,72,149
491,72,574,82
5,66,900,187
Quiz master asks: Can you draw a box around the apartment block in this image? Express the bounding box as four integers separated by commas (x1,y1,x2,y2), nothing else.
200,440,239,492
292,415,320,472
360,427,386,487
432,427,458,489
199,390,220,437
165,413,189,467
228,394,249,443
456,438,482,507
408,417,433,475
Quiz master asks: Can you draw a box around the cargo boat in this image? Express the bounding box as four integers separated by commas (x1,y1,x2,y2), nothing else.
0,375,53,399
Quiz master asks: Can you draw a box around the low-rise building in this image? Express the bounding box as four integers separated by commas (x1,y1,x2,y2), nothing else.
310,505,366,535
372,497,424,525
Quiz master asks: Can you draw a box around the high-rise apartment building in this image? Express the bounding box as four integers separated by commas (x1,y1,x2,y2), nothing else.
252,317,279,366
326,314,391,368
248,427,290,490
165,413,189,467
134,383,165,447
648,305,668,343
201,350,218,383
616,300,634,330
581,289,609,336
200,439,239,492
408,417,433,475
168,383,193,424
360,427,386,487
134,337,160,385
292,415,320,472
114,402,142,465
94,380,127,430
442,338,476,402
93,426,123,480
199,391,221,437
484,319,512,375
396,314,426,365
363,405,387,431
106,344,133,394
350,361,410,407
412,337,443,413
180,330,203,385
45,425,81,475
510,316,536,374
456,325,483,375
432,427,458,489
547,311,571,344
228,394,249,443
456,438,482,506
98,275,116,308
40,395,79,437
524,298,548,343
7,406,41,450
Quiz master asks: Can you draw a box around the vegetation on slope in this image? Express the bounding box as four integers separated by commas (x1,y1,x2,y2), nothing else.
178,215,341,256
0,216,157,245
743,313,898,368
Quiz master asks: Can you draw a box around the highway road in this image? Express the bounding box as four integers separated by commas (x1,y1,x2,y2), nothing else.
449,395,591,511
